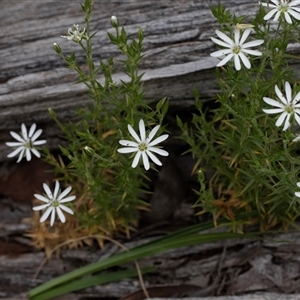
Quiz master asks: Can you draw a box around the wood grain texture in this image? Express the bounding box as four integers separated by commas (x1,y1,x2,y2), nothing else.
0,0,263,161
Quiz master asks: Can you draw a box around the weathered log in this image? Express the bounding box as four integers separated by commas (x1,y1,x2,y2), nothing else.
0,0,277,161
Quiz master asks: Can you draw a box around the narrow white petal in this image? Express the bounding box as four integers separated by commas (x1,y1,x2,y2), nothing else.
40,207,53,223
148,134,169,146
32,203,50,211
294,112,300,126
239,28,251,45
139,119,146,141
32,140,47,146
34,193,51,203
10,131,24,143
210,49,233,57
59,204,74,215
234,55,241,71
211,37,231,49
284,11,293,24
215,30,234,46
148,147,169,156
57,185,72,201
263,97,284,108
119,140,139,147
146,150,162,166
31,129,42,141
275,85,287,104
25,149,32,161
21,124,28,139
216,54,234,67
283,114,291,131
234,28,240,45
242,49,262,56
16,148,25,163
7,146,24,158
6,142,23,147
264,9,278,20
31,148,41,158
275,112,288,127
239,52,251,69
295,192,300,197
263,108,285,114
146,125,160,143
285,82,292,103
56,207,66,223
59,195,76,203
289,9,300,20
274,11,281,21
28,124,37,138
117,147,138,153
141,151,150,170
50,208,56,226
293,91,300,104
128,124,141,143
242,40,264,48
53,181,60,199
43,183,53,199
132,151,142,168
297,182,300,188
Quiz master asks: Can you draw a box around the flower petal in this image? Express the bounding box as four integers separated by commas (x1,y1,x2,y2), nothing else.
128,124,141,143
119,140,139,147
239,28,251,45
25,148,32,161
31,129,42,141
56,207,66,223
148,147,169,156
34,193,50,203
210,49,233,57
148,134,169,146
146,150,162,166
31,148,41,158
59,195,76,203
275,85,287,104
10,131,24,143
53,181,60,199
7,146,24,158
57,185,71,201
40,206,53,223
285,82,292,103
146,125,160,143
215,30,234,46
32,203,50,211
234,54,241,71
117,147,138,153
216,54,234,67
28,124,37,138
211,37,231,49
132,151,142,168
238,52,251,69
139,119,146,142
59,204,74,215
50,208,56,226
6,142,23,147
43,183,53,199
141,151,150,170
21,124,28,139
275,112,288,128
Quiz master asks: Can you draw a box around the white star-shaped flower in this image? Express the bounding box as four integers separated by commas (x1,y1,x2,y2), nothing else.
6,123,47,163
61,24,87,43
262,81,300,131
210,28,264,71
33,181,76,227
117,119,169,170
260,0,300,24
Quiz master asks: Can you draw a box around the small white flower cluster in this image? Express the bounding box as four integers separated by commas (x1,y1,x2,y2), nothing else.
210,1,300,71
61,24,87,43
6,124,76,226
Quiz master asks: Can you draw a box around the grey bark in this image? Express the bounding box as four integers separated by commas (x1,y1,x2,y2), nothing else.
0,0,268,161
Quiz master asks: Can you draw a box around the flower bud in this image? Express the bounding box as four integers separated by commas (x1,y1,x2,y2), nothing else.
53,42,62,54
111,15,119,27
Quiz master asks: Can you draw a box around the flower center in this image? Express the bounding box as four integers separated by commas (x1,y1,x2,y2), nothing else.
279,3,288,12
24,138,33,149
52,199,60,207
285,105,294,114
138,143,148,152
233,45,241,54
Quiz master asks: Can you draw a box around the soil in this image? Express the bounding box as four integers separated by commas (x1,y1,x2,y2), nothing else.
2,142,300,300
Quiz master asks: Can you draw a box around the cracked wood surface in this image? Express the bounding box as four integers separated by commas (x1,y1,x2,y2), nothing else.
0,0,263,161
